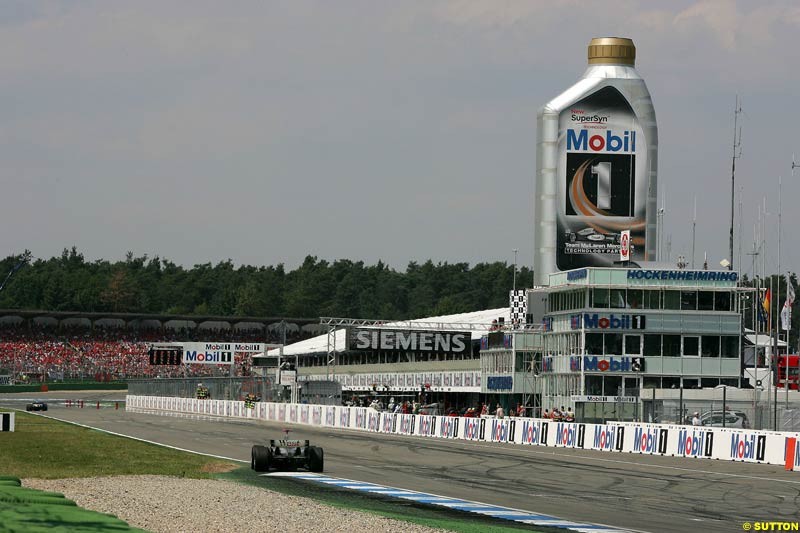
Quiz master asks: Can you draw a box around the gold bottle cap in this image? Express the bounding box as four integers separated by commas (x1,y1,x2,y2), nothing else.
587,37,636,66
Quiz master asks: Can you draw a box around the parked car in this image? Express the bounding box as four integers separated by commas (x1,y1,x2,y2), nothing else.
418,403,442,416
651,414,678,425
699,410,750,428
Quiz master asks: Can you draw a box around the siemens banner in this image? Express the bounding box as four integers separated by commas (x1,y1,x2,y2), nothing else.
348,329,470,354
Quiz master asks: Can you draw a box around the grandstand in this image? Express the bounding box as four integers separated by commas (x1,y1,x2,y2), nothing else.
0,310,318,383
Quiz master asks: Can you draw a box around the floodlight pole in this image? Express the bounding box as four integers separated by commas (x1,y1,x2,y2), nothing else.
512,249,518,292
728,96,742,271
692,195,697,270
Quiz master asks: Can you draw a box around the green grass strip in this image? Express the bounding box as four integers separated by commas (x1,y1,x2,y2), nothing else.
0,502,147,532
2,411,550,532
0,412,238,479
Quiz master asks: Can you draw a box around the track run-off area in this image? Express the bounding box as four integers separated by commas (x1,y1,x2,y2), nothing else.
2,392,799,533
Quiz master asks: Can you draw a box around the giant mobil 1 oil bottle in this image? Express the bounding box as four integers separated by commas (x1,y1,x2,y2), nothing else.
534,37,658,285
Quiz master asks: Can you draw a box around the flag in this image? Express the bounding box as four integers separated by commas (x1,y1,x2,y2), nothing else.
762,288,771,318
783,274,795,332
758,304,768,329
781,303,791,331
757,288,770,331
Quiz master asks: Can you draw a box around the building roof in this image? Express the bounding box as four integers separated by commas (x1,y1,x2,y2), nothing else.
270,307,511,356
744,334,787,347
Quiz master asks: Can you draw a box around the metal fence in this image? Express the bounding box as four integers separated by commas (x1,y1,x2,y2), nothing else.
127,376,277,402
779,409,800,431
645,399,766,428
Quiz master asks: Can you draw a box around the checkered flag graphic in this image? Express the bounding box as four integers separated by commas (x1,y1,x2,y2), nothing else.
509,289,527,329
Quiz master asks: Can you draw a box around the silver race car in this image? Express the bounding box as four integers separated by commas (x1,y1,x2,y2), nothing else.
251,435,323,473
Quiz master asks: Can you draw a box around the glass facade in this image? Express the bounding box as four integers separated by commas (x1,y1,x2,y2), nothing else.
531,267,745,411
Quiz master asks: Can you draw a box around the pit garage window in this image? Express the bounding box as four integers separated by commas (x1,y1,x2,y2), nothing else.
714,291,732,311
610,289,626,309
591,288,610,309
643,334,661,357
642,290,661,309
586,375,603,395
604,333,623,355
697,291,714,311
662,376,680,389
721,336,739,358
624,335,641,356
663,335,681,357
663,291,680,310
683,336,700,357
701,336,720,357
585,333,603,354
627,289,643,309
681,291,697,311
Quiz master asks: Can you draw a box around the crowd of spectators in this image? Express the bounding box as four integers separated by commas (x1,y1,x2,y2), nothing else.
0,324,310,382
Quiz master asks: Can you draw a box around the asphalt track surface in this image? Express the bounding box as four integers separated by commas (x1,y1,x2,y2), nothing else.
3,392,800,533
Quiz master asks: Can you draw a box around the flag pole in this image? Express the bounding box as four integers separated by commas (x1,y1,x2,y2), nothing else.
790,157,797,408
771,275,777,430
749,230,758,412
777,175,782,421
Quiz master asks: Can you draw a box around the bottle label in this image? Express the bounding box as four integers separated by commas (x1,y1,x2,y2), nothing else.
557,86,647,269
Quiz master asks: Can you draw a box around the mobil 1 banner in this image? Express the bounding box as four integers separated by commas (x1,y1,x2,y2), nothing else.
557,85,648,270
183,342,234,365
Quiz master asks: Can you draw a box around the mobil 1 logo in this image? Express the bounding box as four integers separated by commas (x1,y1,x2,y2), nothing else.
565,152,635,217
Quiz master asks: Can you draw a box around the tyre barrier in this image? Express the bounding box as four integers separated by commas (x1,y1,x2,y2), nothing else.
126,395,800,471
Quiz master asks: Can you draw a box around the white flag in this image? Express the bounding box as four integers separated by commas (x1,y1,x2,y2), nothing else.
781,303,792,331
783,273,795,331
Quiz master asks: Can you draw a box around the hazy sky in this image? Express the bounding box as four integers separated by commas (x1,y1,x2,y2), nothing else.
2,1,799,282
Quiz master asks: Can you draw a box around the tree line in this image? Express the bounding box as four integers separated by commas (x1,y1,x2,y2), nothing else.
1,248,796,345
0,248,529,319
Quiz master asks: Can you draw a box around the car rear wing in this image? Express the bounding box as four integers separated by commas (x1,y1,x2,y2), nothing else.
270,439,309,447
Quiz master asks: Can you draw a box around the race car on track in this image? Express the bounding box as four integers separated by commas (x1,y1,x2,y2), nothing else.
25,400,48,412
251,435,324,473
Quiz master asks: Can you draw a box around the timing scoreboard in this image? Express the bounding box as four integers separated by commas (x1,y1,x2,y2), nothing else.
148,345,183,366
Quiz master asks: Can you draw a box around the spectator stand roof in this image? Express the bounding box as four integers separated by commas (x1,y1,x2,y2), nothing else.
0,309,318,328
270,307,511,356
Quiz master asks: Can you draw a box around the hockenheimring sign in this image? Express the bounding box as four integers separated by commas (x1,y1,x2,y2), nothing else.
348,329,470,354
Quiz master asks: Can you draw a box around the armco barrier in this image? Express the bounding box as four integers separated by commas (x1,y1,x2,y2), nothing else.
125,395,800,471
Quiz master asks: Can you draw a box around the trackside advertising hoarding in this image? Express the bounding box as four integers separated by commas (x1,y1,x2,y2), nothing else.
347,328,470,354
183,342,234,365
126,396,800,471
182,342,268,365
